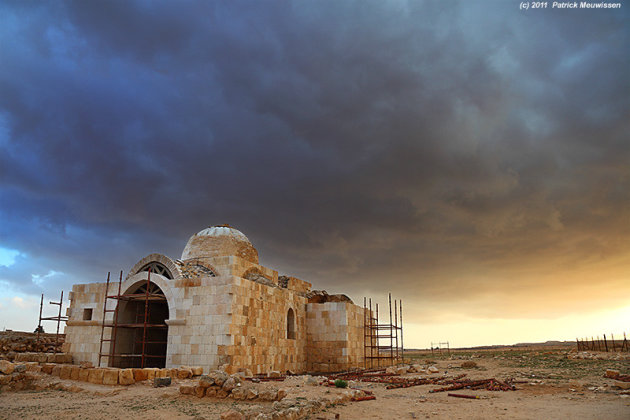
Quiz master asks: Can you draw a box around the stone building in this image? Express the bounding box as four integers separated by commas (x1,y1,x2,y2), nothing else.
64,225,365,374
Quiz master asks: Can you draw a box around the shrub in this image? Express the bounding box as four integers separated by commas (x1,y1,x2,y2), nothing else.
334,379,348,388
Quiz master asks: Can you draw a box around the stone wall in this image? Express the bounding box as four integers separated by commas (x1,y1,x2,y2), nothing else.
305,302,365,373
224,276,308,374
64,282,109,366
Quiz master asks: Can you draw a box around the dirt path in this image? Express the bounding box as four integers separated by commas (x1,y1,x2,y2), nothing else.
1,349,629,419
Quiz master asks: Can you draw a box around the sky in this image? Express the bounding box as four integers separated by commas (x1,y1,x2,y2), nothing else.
0,1,628,348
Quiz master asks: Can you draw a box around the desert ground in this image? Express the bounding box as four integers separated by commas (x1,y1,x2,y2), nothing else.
1,338,629,420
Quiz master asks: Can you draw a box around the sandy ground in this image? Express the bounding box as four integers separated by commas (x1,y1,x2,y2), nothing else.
1,348,629,419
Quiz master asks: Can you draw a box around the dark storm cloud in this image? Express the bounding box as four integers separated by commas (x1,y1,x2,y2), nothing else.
0,1,628,319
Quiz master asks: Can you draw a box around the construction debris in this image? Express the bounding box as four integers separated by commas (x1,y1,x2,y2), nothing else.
448,393,480,399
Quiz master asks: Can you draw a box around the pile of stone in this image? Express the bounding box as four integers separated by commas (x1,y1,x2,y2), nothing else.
219,389,370,420
569,351,630,361
0,360,37,391
306,290,353,304
40,364,204,386
180,370,288,401
0,331,64,355
384,364,440,375
13,352,73,364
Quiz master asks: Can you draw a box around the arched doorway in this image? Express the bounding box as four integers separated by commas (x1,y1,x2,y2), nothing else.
111,280,169,368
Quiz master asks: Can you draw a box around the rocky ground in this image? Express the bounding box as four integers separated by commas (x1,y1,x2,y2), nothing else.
0,345,628,419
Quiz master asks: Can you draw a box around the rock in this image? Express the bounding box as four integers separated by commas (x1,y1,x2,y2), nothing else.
41,363,55,375
216,389,229,398
178,367,193,379
133,368,148,382
259,389,278,401
222,377,238,392
51,365,62,377
385,366,397,375
79,368,90,382
396,366,409,375
205,386,218,397
191,366,204,376
268,370,282,378
0,375,12,385
220,410,244,420
246,388,259,400
80,362,93,369
461,361,478,368
0,360,15,375
304,375,319,386
27,364,43,374
428,366,439,374
156,369,168,378
211,370,229,387
88,368,104,384
119,369,135,385
70,366,81,380
144,368,158,380
277,389,287,401
179,384,195,395
614,381,630,390
606,369,620,379
154,377,172,387
199,375,215,388
239,368,253,378
102,369,120,385
230,387,247,400
194,385,206,398
60,365,72,380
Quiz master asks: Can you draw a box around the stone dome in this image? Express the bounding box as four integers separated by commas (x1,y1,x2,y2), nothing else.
181,225,259,263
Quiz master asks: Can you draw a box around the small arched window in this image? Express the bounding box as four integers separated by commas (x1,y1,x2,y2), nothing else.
287,308,296,340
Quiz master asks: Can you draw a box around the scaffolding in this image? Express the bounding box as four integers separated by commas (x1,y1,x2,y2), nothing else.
36,290,68,352
98,269,168,368
363,293,404,368
431,341,450,355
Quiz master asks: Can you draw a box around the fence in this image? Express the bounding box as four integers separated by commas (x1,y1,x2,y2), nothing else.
576,332,628,352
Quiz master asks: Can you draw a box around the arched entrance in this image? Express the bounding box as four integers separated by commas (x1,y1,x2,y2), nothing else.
111,280,169,368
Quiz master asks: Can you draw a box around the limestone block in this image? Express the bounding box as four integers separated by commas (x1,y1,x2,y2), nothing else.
144,368,158,380
27,364,43,373
211,370,229,386
102,369,119,385
194,385,206,398
179,385,195,395
177,368,192,379
191,366,203,376
205,386,218,397
133,369,148,382
198,375,215,388
222,377,237,392
156,369,168,378
51,365,62,377
119,369,135,385
88,368,104,384
216,389,229,398
220,410,244,420
60,365,73,380
70,366,81,380
79,368,90,382
41,363,55,375
230,387,247,400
